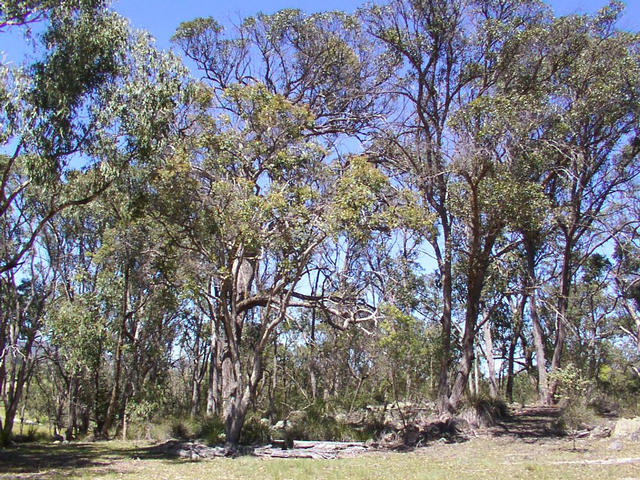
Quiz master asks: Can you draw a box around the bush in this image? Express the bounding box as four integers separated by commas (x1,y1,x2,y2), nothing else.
196,416,225,444
549,364,594,448
239,416,270,445
12,426,50,444
460,396,509,428
275,403,373,442
512,373,538,406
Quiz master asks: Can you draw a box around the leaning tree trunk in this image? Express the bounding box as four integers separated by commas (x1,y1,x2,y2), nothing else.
448,269,485,411
1,331,36,446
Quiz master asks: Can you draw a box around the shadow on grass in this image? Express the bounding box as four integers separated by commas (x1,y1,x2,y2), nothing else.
0,441,189,478
490,405,566,441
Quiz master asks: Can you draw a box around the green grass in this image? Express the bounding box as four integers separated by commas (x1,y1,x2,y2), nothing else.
1,437,639,479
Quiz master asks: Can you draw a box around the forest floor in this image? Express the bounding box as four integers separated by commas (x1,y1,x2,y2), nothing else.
1,406,640,480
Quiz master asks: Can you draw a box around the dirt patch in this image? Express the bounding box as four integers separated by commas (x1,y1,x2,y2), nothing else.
488,405,564,440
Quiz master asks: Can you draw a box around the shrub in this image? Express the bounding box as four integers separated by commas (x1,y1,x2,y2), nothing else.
12,426,49,444
276,404,374,442
512,373,538,406
196,416,225,444
239,416,270,445
460,396,509,428
549,364,594,448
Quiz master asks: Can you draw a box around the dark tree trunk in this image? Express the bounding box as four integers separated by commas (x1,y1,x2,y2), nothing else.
549,240,572,400
437,232,453,413
101,265,129,438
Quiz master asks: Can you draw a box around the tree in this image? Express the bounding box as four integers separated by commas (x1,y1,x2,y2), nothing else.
0,0,187,444
524,3,640,400
362,0,551,411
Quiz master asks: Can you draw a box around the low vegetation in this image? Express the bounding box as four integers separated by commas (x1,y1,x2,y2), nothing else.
2,434,640,480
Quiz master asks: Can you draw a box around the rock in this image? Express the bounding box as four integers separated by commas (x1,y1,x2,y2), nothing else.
630,431,640,442
613,418,640,439
287,410,306,424
404,429,419,446
177,449,190,458
364,438,378,448
590,425,612,439
588,398,619,418
608,440,623,451
334,413,347,424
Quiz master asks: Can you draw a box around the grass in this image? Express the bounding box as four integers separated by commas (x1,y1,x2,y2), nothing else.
1,436,640,480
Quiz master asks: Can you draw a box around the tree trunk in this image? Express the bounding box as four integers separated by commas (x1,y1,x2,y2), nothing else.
101,265,129,438
1,334,35,446
437,242,453,412
447,220,494,412
64,376,79,441
549,240,572,400
505,320,521,404
191,377,201,418
206,320,221,417
221,352,252,445
448,322,476,411
449,278,483,411
482,321,498,399
524,238,551,405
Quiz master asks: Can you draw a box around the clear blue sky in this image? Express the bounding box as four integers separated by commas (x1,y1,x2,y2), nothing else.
1,1,639,64
114,0,640,52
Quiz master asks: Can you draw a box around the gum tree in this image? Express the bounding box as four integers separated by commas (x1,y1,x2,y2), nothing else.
0,0,187,444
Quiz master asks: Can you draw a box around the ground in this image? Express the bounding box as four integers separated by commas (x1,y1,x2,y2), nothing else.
1,407,640,480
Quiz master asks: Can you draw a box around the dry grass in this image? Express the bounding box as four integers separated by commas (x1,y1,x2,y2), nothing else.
1,436,640,480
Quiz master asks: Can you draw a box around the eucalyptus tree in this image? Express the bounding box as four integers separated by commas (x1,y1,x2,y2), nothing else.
170,9,394,443
0,248,54,444
0,0,188,442
541,5,640,399
172,9,390,139
360,0,551,411
38,200,107,440
154,80,382,445
505,3,640,402
611,196,640,373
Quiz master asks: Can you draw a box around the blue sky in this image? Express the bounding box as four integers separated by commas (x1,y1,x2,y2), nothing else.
117,0,640,52
1,1,639,64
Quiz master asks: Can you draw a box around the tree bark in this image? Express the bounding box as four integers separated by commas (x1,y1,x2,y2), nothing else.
549,239,572,400
101,264,129,438
436,229,453,412
524,236,551,404
482,321,498,399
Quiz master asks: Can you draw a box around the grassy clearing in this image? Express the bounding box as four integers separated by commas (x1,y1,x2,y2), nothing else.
1,436,640,480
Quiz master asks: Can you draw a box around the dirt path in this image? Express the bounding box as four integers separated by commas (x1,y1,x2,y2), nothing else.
489,405,564,440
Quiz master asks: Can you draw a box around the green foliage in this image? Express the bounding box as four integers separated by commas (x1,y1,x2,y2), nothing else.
277,404,371,442
4,0,640,450
461,395,510,427
10,425,50,444
512,373,539,407
549,363,590,404
239,416,271,445
196,417,226,445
